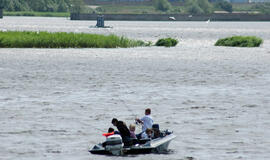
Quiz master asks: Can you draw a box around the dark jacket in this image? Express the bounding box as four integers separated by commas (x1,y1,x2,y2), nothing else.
116,121,131,138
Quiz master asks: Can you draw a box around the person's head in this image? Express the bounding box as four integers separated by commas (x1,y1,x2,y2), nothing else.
111,118,118,126
145,108,151,115
145,128,153,136
129,124,136,132
108,127,114,133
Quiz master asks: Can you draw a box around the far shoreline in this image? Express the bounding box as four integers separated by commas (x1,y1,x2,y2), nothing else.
70,13,270,21
2,11,270,22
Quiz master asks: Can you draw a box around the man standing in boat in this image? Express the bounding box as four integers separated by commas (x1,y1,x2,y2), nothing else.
135,108,153,132
111,118,131,146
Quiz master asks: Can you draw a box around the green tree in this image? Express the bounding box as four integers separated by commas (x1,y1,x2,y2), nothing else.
0,0,6,9
28,0,47,11
3,0,71,12
45,0,58,12
215,0,232,13
154,0,172,12
187,2,204,14
70,0,85,13
5,1,14,11
198,0,212,14
58,0,69,12
252,3,270,14
185,0,213,14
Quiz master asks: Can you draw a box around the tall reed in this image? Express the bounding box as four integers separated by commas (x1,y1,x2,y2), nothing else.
0,31,148,48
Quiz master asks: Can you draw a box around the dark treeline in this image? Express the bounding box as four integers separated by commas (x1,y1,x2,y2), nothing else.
0,0,77,12
0,0,269,14
0,0,228,13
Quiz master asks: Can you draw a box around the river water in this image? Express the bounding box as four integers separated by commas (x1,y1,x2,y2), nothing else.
0,17,270,160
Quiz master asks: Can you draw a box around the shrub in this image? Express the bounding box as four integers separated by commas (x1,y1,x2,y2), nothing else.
187,3,204,14
197,0,212,14
172,7,182,13
215,0,233,13
95,7,105,13
215,36,263,47
186,0,213,14
252,3,270,14
155,38,178,47
154,0,172,12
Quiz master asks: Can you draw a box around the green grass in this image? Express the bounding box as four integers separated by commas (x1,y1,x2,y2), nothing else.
155,38,178,47
0,31,149,48
215,36,263,47
3,11,70,17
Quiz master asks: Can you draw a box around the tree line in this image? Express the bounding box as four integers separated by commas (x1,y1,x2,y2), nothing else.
1,0,269,14
154,0,233,14
0,0,85,12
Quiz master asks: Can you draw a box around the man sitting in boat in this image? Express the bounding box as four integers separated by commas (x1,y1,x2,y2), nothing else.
135,108,153,132
111,118,131,146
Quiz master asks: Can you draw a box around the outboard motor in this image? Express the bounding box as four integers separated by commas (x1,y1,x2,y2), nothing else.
152,124,159,130
105,134,123,156
152,124,161,138
96,15,104,28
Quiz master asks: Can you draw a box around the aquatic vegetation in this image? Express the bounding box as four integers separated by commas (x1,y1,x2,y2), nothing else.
215,36,263,47
155,38,178,47
0,31,148,48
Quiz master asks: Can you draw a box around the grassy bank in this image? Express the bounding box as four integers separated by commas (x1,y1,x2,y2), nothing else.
215,36,263,47
0,31,148,48
3,11,69,17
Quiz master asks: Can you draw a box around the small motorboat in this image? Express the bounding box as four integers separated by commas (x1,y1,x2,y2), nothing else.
89,129,176,156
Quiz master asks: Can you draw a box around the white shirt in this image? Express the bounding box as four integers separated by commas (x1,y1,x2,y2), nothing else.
141,132,148,139
141,131,153,139
141,115,153,132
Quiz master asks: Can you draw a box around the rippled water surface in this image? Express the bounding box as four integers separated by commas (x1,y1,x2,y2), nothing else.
0,17,270,160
